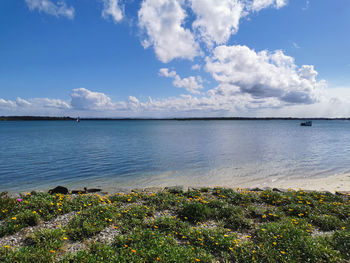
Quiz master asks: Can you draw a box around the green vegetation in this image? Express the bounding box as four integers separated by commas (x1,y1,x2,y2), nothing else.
0,188,350,262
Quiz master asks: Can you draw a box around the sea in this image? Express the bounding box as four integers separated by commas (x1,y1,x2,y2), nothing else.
1,120,350,193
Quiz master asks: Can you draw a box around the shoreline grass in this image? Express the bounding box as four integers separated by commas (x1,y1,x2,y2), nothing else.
1,187,350,262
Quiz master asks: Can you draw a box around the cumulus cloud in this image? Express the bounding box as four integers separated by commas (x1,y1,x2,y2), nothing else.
127,96,141,110
70,88,115,110
2,85,350,117
0,99,16,108
101,0,123,23
0,97,70,114
138,0,289,62
159,68,203,94
250,0,288,12
15,98,31,107
191,64,201,70
25,0,75,19
138,0,200,63
206,45,324,105
159,68,177,78
30,98,71,109
191,0,244,45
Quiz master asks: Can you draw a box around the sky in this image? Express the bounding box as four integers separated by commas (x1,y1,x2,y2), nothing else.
0,0,350,117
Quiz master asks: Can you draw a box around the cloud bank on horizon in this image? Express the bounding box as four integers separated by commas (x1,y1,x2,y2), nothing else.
1,0,349,117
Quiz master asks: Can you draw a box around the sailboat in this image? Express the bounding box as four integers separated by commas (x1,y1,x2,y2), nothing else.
76,117,80,123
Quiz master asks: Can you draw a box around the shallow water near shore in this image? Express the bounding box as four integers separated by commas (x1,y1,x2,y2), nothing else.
1,120,350,193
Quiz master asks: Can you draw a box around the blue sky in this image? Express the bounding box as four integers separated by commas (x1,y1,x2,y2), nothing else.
0,0,350,117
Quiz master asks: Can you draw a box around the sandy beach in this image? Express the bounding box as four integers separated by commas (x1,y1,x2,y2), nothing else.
93,173,350,196
256,173,350,193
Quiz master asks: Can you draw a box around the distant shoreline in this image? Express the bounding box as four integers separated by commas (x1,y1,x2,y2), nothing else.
1,116,350,121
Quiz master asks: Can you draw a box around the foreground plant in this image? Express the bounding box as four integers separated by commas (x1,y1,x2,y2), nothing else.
0,188,349,262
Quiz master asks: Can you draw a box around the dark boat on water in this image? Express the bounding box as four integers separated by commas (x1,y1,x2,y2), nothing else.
300,121,312,126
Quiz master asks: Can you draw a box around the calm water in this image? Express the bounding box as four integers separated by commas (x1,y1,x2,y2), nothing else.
1,120,350,192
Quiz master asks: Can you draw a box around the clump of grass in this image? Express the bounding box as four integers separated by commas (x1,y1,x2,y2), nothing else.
183,189,202,198
65,205,118,241
24,228,64,250
143,191,183,210
0,229,64,263
254,220,341,262
213,187,256,206
0,210,40,237
148,216,190,234
178,202,212,223
108,192,142,204
61,228,214,263
0,192,102,237
309,214,343,231
281,203,311,218
259,190,288,206
333,230,350,259
247,204,284,225
214,205,252,231
0,192,17,220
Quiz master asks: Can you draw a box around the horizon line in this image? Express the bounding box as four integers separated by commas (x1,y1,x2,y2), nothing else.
1,116,350,121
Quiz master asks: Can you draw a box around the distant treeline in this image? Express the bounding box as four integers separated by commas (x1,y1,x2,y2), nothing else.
1,116,350,121
0,116,75,121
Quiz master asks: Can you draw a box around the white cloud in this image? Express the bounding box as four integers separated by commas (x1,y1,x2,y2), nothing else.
25,0,75,19
127,96,141,110
173,76,203,94
191,0,244,45
250,0,288,12
101,0,123,23
259,88,350,118
159,68,177,78
137,0,289,62
30,98,71,109
0,97,70,117
15,97,31,107
206,45,324,104
2,86,350,117
138,0,200,63
159,68,203,94
0,99,16,108
70,88,115,110
0,97,70,109
191,64,201,70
